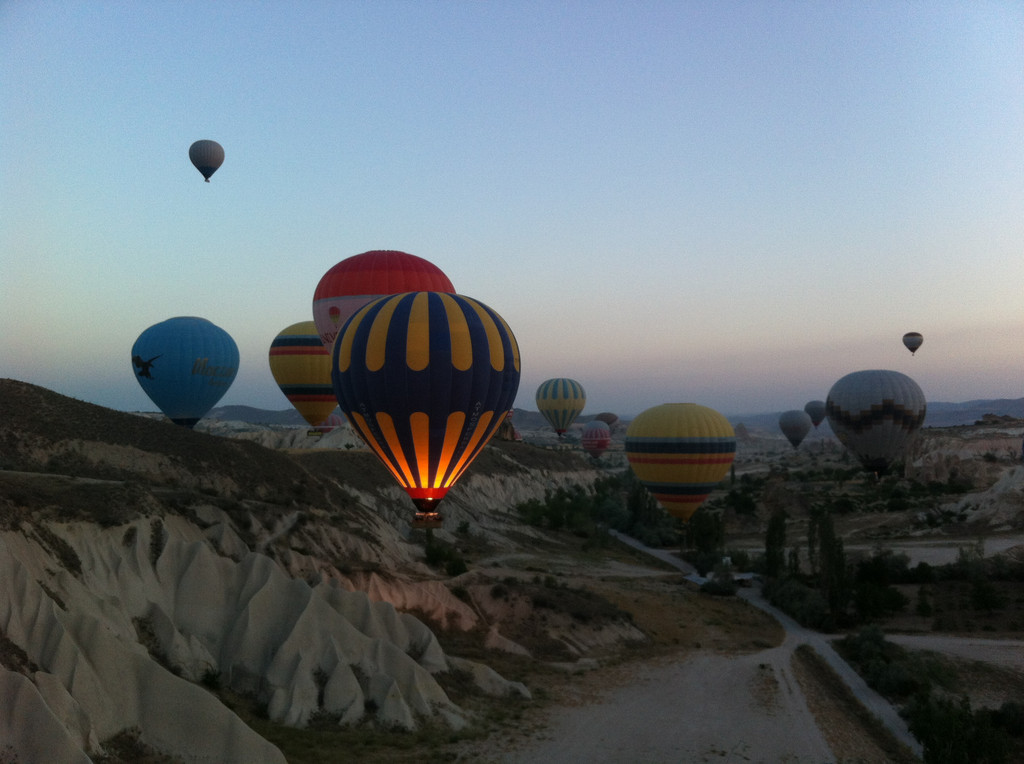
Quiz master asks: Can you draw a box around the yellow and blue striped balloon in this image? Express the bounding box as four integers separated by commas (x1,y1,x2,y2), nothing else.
625,403,736,521
332,292,520,522
535,378,586,435
268,321,338,428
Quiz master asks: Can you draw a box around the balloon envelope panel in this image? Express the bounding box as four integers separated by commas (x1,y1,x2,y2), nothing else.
826,369,926,474
779,409,813,448
581,420,611,458
268,321,337,427
332,292,520,510
313,251,455,349
535,378,586,434
131,317,238,427
625,403,736,521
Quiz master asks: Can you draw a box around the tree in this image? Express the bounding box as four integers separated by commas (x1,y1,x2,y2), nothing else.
817,511,849,627
764,511,787,579
807,509,821,576
686,509,723,555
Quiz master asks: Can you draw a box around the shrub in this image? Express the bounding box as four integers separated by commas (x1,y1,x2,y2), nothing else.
835,626,950,702
489,583,509,600
765,577,830,630
906,694,1013,764
423,536,467,577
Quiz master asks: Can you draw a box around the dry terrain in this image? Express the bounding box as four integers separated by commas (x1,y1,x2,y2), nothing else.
1,379,1023,762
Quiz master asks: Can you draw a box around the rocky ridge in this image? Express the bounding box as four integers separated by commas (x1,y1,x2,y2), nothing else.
0,380,609,761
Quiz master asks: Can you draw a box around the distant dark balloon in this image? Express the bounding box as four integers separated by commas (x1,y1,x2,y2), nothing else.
332,292,520,526
313,250,455,349
581,420,611,459
826,369,926,475
902,332,923,355
189,140,224,182
804,400,827,428
778,410,813,449
132,316,238,427
535,378,586,436
595,412,619,427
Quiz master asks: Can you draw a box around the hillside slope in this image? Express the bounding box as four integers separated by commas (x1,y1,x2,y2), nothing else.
0,379,610,761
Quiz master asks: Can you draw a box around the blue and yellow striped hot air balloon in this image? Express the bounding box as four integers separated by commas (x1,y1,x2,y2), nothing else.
535,378,586,436
331,292,520,526
625,403,736,521
268,321,338,428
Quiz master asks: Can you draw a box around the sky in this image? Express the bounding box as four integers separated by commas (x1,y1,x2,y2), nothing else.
2,1,1022,419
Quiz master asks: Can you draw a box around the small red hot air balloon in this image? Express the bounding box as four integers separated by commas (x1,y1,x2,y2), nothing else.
581,420,611,458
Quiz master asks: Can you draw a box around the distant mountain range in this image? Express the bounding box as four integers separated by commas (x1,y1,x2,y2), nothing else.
728,398,1024,431
208,398,1024,431
207,405,312,426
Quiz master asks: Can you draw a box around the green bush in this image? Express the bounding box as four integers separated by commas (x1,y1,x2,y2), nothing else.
423,536,467,577
835,626,950,702
906,694,1013,764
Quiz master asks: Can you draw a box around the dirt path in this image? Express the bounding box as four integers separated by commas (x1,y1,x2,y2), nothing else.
585,533,926,760
476,534,1024,763
735,586,923,757
886,634,1024,671
502,651,833,763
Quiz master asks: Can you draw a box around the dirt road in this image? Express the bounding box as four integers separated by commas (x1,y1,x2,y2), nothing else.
498,532,923,763
503,649,833,763
886,634,1024,671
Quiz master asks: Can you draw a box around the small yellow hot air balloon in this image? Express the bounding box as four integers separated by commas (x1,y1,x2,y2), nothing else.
625,403,736,521
268,321,338,428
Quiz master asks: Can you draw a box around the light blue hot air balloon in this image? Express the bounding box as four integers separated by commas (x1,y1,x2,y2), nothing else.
131,317,239,427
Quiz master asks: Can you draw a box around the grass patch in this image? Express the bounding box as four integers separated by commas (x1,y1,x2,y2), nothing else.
211,685,532,764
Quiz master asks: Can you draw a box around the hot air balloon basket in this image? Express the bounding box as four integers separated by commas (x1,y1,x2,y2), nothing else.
412,512,444,529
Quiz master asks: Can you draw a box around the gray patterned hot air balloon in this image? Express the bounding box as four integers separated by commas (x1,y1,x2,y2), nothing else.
902,332,923,355
804,400,827,428
826,369,926,475
778,409,813,449
189,140,224,182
